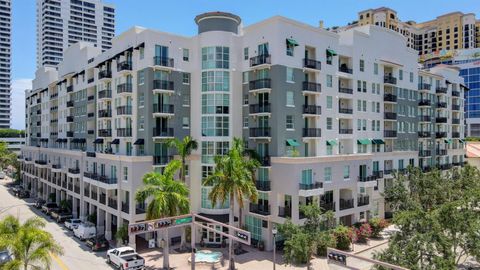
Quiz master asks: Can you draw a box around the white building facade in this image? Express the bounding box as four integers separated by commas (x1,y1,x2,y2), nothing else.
21,12,466,250
0,0,11,128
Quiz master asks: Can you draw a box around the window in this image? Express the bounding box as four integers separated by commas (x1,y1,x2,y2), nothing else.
243,116,249,128
139,47,144,59
139,115,144,130
286,115,294,129
243,94,249,105
326,96,333,109
326,74,332,87
324,167,332,182
182,117,190,128
362,81,367,92
326,145,333,155
182,73,190,84
301,169,313,185
123,167,128,181
126,142,132,156
138,70,145,85
201,46,229,69
360,59,365,72
182,48,189,61
201,71,230,92
286,91,294,106
374,63,378,75
327,117,332,130
242,72,249,83
286,42,295,56
244,47,249,60
201,93,229,114
410,72,414,83
399,69,403,80
343,165,350,179
286,67,294,82
201,116,229,136
183,90,190,106
357,80,362,92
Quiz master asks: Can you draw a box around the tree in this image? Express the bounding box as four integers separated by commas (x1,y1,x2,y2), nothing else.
203,138,259,270
0,141,18,171
0,215,63,270
135,160,189,269
168,136,198,183
374,165,480,269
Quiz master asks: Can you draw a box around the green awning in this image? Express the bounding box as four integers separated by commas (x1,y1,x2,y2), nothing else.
444,139,452,144
286,38,299,46
372,139,385,145
357,139,371,145
326,140,337,146
286,139,300,147
326,49,338,56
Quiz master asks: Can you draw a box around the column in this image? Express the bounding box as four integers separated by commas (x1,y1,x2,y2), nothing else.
105,212,112,240
72,197,78,218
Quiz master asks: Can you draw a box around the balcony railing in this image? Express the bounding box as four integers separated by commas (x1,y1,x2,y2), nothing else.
278,206,291,218
436,102,447,108
99,194,106,204
153,104,174,114
98,70,112,79
435,132,447,138
436,149,447,156
339,66,353,74
419,150,432,157
68,168,80,174
339,199,354,210
303,58,321,70
249,127,271,137
66,131,74,137
121,202,129,214
255,181,271,191
452,90,460,97
384,112,397,120
452,104,461,111
418,131,431,138
153,128,174,137
117,83,133,94
436,87,448,94
249,78,271,90
303,105,321,115
98,109,112,118
249,103,271,114
108,198,118,209
153,56,174,67
339,128,353,134
74,185,80,194
98,89,112,99
153,79,174,91
249,203,270,215
87,78,94,84
117,128,132,137
67,100,74,107
452,132,460,138
357,176,376,182
98,129,112,137
418,83,431,90
436,117,447,123
35,160,47,165
67,85,74,92
117,61,132,72
260,156,271,167
338,87,353,94
302,81,321,92
419,115,431,122
66,116,74,123
418,99,431,106
357,196,370,207
452,118,460,124
384,75,397,85
339,108,353,114
373,171,384,179
153,156,173,165
250,54,271,67
116,105,132,115
299,182,323,190
303,128,321,138
384,130,397,137
320,201,335,212
383,94,397,102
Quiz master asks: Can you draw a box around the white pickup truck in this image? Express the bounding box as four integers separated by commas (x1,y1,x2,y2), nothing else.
106,247,144,270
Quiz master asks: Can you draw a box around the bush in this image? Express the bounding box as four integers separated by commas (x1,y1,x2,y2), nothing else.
333,225,355,250
354,223,372,243
369,218,389,238
315,231,337,256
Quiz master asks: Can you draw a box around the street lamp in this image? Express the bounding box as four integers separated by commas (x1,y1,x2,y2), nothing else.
272,227,277,270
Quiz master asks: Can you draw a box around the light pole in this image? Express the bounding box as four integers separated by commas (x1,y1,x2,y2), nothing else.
272,227,277,270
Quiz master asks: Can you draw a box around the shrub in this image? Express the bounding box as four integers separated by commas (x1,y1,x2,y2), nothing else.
315,231,337,256
354,223,372,243
333,225,355,250
369,217,389,238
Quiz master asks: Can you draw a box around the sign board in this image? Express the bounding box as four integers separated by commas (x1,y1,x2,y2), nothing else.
128,214,192,235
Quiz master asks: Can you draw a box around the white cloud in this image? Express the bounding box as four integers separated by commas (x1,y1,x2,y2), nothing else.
10,79,32,130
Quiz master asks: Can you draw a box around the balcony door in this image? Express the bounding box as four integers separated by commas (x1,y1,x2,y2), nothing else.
359,164,367,178
155,45,169,58
258,43,269,56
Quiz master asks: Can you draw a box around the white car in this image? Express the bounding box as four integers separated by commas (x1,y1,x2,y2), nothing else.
73,222,96,240
106,247,144,270
64,218,82,230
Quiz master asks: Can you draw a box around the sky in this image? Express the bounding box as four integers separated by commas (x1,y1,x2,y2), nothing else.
9,0,480,129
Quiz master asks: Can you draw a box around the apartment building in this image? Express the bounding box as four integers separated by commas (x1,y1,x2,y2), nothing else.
36,0,115,67
20,12,466,251
0,0,11,128
337,7,479,58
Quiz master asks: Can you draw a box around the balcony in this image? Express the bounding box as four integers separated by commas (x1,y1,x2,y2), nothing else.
88,78,94,84
302,81,321,93
452,90,460,97
249,54,271,67
153,79,174,91
339,199,354,210
436,149,447,156
98,70,112,80
87,95,95,101
255,181,271,191
98,89,112,99
418,131,431,138
35,160,47,165
419,115,431,122
153,56,174,68
117,61,132,72
117,83,133,94
320,201,335,212
436,87,448,94
384,75,397,85
117,128,132,137
339,129,353,134
260,156,271,167
121,202,129,214
436,117,447,123
357,195,370,207
249,78,271,91
249,127,271,138
439,164,452,170
108,198,117,210
302,105,321,115
68,168,80,174
373,171,384,179
84,188,89,197
278,206,291,218
339,66,353,74
418,83,431,90
153,128,174,138
66,131,74,137
68,183,73,191
153,156,173,165
86,152,96,158
98,109,112,118
452,104,461,111
67,85,73,93
452,132,460,138
249,103,271,114
66,116,74,123
136,207,146,215
339,108,353,114
384,112,397,120
153,104,174,115
419,150,432,157
338,87,353,94
99,194,106,204
66,100,74,107
452,118,461,124
88,130,94,135
303,58,321,70
383,94,397,102
116,105,132,115
435,132,447,138
74,185,80,194
98,129,112,137
303,128,321,138
249,203,270,216
384,130,397,137
436,102,447,108
98,175,117,185
418,99,431,106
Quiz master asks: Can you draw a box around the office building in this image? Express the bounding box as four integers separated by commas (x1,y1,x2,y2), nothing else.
0,0,11,128
20,12,466,250
36,0,115,67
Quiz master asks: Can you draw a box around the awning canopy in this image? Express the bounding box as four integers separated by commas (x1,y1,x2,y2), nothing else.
286,139,300,147
286,38,299,47
357,139,371,145
461,84,470,91
326,49,337,56
326,140,337,146
459,139,465,143
93,138,104,144
372,139,385,145
197,213,238,224
444,139,452,144
55,138,62,143
78,138,86,143
110,139,120,145
134,139,144,145
62,138,68,143
446,80,452,84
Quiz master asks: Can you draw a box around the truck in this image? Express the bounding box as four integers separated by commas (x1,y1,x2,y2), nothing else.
50,209,72,223
73,222,96,241
41,202,59,216
106,247,145,270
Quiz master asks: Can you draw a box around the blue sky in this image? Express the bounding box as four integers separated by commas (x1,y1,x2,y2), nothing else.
9,0,480,129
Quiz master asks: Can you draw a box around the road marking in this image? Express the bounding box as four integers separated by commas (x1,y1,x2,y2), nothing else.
50,252,69,270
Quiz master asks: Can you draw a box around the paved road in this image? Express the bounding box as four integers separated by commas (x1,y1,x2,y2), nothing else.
0,178,112,270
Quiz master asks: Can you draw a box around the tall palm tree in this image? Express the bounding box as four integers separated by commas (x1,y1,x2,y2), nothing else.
203,138,259,270
168,136,198,183
135,160,189,270
0,215,63,270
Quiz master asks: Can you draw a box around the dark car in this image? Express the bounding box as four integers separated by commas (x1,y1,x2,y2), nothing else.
86,235,109,251
0,250,12,265
34,198,46,209
17,190,30,198
11,185,24,196
41,202,59,215
51,209,73,223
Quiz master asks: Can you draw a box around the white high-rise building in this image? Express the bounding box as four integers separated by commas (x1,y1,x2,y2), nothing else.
36,0,115,67
0,0,11,128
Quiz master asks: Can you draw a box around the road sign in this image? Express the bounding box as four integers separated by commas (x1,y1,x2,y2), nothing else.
128,214,192,235
175,216,192,225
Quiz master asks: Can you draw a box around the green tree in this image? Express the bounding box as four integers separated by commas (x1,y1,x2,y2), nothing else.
0,215,63,270
168,136,198,183
203,138,259,270
374,165,480,269
0,141,18,172
135,160,189,269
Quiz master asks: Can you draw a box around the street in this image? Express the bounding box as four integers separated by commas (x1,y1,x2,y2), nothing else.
0,178,112,270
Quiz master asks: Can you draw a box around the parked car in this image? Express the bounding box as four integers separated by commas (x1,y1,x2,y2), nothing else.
86,235,109,251
50,210,72,223
11,185,23,196
0,250,12,265
34,198,46,209
106,247,144,270
17,189,30,198
64,218,82,230
73,222,96,240
41,202,59,215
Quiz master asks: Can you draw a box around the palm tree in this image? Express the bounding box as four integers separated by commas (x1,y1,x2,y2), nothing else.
0,215,63,270
135,160,189,270
203,138,259,270
168,136,198,183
